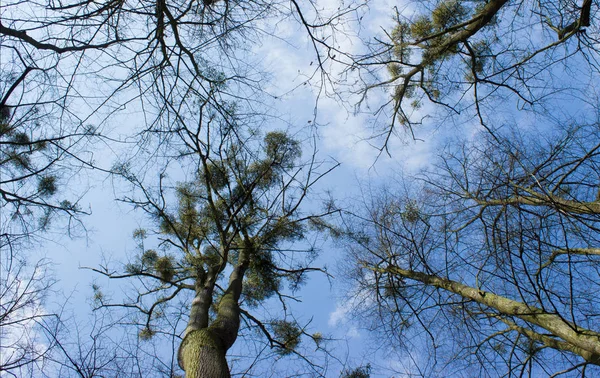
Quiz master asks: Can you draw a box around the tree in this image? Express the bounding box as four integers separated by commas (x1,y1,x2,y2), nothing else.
0,249,140,378
350,0,599,143
333,3,600,373
38,306,145,378
1,0,348,375
1,22,95,377
0,0,347,250
0,256,56,376
0,70,90,251
89,96,337,377
0,0,350,135
339,122,600,376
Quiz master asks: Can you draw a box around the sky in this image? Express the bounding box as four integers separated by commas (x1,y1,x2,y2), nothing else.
18,2,439,376
4,0,597,376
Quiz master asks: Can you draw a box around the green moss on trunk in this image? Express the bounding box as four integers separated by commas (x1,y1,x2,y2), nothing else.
179,329,230,378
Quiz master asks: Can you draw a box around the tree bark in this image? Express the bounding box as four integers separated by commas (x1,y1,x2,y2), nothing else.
179,328,230,378
378,265,600,365
178,244,250,377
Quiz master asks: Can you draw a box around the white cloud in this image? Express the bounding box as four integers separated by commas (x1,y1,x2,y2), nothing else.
328,300,351,327
250,0,448,173
346,326,360,339
328,301,361,339
328,286,378,339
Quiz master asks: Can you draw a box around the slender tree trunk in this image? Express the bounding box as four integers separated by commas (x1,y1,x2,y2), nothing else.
382,265,600,364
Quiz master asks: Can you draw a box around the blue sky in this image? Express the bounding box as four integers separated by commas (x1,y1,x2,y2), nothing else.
23,2,439,375
4,0,598,376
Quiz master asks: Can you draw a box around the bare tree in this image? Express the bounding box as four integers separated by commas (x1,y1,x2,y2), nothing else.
0,253,57,376
1,29,100,377
0,241,150,377
339,121,600,376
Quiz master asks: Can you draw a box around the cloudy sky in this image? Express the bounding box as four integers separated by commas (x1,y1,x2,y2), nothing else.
6,0,499,376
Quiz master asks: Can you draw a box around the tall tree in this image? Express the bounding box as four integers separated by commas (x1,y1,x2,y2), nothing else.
90,97,336,376
339,122,600,376
1,0,347,374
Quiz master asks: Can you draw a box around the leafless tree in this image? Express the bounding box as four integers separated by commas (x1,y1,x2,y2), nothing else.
339,121,600,376
0,241,152,377
0,252,57,376
1,21,100,376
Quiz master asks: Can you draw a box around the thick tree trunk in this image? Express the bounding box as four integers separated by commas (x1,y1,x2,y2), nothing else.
179,329,230,378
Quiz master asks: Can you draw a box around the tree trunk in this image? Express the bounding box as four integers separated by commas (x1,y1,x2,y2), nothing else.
382,265,600,364
178,245,250,377
179,328,230,378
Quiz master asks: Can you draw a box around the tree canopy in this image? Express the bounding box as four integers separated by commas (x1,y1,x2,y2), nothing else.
87,97,337,376
350,0,598,145
1,0,599,377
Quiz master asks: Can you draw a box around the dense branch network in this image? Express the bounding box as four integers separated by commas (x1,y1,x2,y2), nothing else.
340,122,600,375
87,99,337,376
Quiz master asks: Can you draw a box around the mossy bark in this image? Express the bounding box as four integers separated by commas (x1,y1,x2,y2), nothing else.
179,329,230,378
382,265,600,365
178,246,250,377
